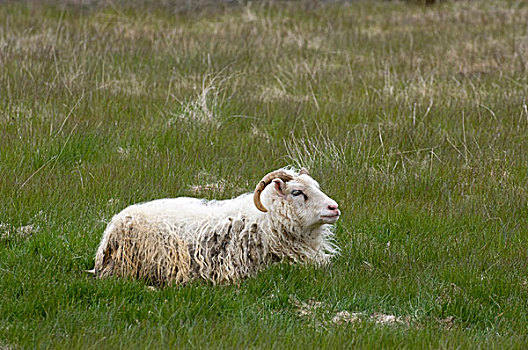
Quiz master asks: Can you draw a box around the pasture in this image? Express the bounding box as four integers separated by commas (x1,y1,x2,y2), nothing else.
1,0,528,348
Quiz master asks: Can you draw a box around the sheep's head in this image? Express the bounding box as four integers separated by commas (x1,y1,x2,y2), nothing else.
253,168,340,228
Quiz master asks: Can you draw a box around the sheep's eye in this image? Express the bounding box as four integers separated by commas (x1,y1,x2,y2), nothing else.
291,190,304,197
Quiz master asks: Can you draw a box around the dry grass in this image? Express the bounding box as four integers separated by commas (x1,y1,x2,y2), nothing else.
289,295,407,327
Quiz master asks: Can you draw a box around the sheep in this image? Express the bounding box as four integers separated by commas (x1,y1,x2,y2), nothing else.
93,167,341,285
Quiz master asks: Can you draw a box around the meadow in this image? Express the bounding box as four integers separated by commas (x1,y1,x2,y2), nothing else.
1,0,528,348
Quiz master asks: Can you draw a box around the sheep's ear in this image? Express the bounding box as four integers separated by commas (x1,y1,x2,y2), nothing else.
273,179,285,196
299,167,310,176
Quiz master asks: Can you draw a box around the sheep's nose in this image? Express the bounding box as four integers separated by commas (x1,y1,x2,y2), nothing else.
328,204,339,211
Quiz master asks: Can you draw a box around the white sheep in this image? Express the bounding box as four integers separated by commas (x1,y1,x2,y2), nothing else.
93,167,341,285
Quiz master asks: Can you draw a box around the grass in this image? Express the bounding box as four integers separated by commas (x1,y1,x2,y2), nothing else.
1,0,528,347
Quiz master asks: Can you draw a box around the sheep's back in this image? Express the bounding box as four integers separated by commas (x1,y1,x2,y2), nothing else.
94,204,269,284
94,213,193,285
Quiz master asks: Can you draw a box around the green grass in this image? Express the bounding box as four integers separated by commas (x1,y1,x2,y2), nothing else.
1,0,528,348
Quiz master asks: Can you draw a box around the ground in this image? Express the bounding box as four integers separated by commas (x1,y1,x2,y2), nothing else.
1,0,528,348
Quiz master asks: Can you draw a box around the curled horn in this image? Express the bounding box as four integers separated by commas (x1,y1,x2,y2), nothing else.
299,167,310,176
253,170,294,212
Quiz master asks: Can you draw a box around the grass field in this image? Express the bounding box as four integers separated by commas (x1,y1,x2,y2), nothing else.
1,0,528,348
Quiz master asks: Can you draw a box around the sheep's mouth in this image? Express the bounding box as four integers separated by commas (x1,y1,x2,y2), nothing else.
320,213,340,223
